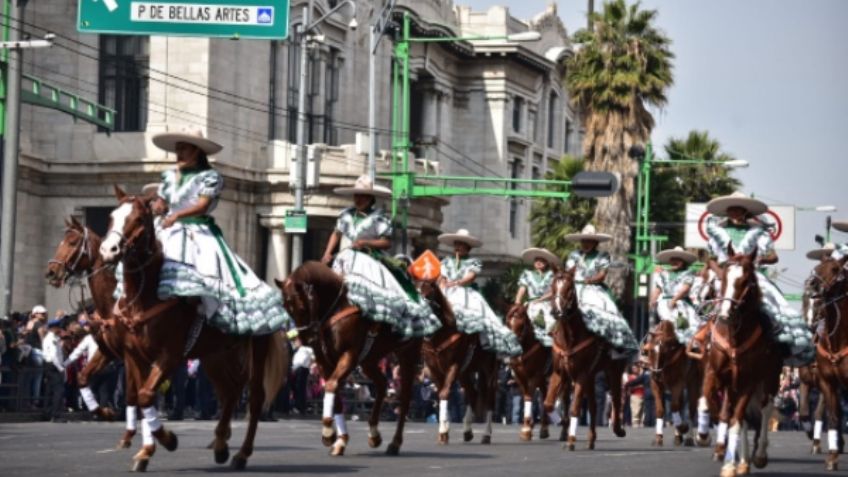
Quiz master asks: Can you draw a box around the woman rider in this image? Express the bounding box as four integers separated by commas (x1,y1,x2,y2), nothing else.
321,174,440,338
514,247,560,347
649,246,700,344
563,224,639,360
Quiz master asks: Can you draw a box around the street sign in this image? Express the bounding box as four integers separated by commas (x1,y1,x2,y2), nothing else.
571,171,620,198
78,0,289,39
684,203,795,251
284,209,307,234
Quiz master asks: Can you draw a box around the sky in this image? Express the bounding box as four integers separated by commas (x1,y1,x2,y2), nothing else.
462,0,848,294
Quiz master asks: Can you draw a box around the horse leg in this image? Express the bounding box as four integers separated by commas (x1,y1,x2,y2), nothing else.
722,393,752,477
753,398,773,469
386,342,419,456
518,377,534,442
714,392,731,462
79,352,116,420
697,365,717,447
539,378,550,440
119,368,139,449
671,382,686,446
813,393,825,454
481,364,496,445
819,375,841,470
230,335,272,470
585,382,597,450
565,379,584,451
605,361,627,438
321,351,357,454
800,380,813,438
359,360,387,449
684,365,701,447
137,362,179,454
435,363,459,445
459,372,478,444
543,367,563,440
737,420,751,476
651,375,666,447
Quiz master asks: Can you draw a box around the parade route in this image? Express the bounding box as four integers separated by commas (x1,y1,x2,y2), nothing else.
0,419,834,476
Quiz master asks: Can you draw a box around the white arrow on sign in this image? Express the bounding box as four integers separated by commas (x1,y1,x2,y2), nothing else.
103,0,119,12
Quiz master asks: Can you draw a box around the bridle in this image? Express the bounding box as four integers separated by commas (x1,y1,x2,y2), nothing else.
716,259,756,326
48,227,93,283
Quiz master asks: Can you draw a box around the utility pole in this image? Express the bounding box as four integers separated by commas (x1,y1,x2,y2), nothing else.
368,0,396,181
290,1,311,271
588,0,594,31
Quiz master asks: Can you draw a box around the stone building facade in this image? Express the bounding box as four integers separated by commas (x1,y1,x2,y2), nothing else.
10,0,579,313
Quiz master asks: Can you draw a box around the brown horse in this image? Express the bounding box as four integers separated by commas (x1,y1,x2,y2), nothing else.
704,250,782,477
810,256,848,470
98,187,287,471
643,320,702,447
549,268,627,451
506,303,553,441
420,281,500,445
277,260,421,456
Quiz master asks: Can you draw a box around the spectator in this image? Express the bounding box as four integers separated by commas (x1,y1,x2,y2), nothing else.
63,326,110,414
42,318,66,422
291,337,314,415
23,305,48,407
625,365,647,427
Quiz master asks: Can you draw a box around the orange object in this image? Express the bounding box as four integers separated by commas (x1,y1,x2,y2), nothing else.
409,250,441,281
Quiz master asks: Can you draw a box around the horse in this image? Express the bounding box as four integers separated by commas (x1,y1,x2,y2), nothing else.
98,187,287,471
643,319,702,447
506,303,553,441
810,256,848,470
416,280,499,444
703,249,782,477
549,268,627,451
277,260,421,456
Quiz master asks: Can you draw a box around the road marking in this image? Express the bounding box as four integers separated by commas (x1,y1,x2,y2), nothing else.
96,448,118,454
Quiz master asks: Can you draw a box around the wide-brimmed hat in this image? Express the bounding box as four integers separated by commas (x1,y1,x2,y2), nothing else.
521,248,561,267
706,192,768,216
152,127,223,155
438,228,482,248
141,183,161,197
807,243,836,260
31,305,47,315
333,174,392,198
656,246,698,265
565,224,612,243
832,220,848,233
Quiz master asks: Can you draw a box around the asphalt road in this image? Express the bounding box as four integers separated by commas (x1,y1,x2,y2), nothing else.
0,419,837,476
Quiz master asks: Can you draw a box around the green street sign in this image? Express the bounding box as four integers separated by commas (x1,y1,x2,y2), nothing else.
78,0,289,39
284,210,307,234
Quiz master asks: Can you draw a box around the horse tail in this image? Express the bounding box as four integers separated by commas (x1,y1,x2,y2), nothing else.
260,331,289,412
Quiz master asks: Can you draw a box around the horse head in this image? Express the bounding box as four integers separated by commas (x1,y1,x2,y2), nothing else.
46,216,100,287
276,261,347,342
811,257,848,300
717,246,761,323
99,185,157,265
551,267,579,321
644,320,681,372
418,280,456,329
506,303,531,341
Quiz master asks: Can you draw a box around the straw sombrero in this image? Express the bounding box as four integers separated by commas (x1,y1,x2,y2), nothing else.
807,243,836,261
521,248,561,267
141,183,161,197
565,224,612,243
656,246,697,265
832,220,848,233
706,192,768,216
438,228,482,248
152,127,223,155
333,174,392,198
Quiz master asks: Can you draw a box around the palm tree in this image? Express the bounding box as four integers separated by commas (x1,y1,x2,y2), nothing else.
530,156,596,258
651,130,742,245
566,0,674,296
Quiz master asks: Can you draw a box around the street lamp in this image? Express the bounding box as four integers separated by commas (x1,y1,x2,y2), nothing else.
290,0,357,271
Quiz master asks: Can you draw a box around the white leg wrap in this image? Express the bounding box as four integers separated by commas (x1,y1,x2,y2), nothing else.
829,429,839,452
484,411,493,437
672,412,683,427
369,424,379,438
80,387,99,411
548,409,562,425
815,420,824,440
438,400,450,434
323,393,335,419
334,414,347,436
524,400,533,420
141,418,154,446
463,405,474,432
717,421,728,444
126,405,137,431
142,406,161,433
698,409,711,435
655,418,665,435
568,417,578,438
725,424,740,464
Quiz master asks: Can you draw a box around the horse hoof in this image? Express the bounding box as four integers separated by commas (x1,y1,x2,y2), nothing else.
559,431,567,442
678,423,690,434
96,407,117,421
827,461,839,471
566,436,576,451
230,455,247,470
214,447,230,464
118,439,132,449
696,433,711,447
519,428,532,442
368,434,383,449
322,432,337,447
131,459,149,473
753,454,768,469
813,444,822,455
737,462,750,475
330,443,345,457
463,431,474,443
481,435,491,445
540,428,550,440
586,442,595,450
684,437,695,447
613,426,626,438
714,452,726,462
386,443,400,456
161,431,178,452
653,436,663,447
719,465,737,477
438,432,449,445
674,435,683,446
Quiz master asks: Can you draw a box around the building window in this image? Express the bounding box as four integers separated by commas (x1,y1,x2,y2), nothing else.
98,35,149,132
547,93,557,149
84,207,113,237
564,117,573,154
323,49,341,145
529,110,538,142
512,96,523,133
509,159,523,238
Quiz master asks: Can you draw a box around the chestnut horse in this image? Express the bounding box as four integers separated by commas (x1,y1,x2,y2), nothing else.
550,268,627,451
643,319,702,447
810,257,848,470
277,261,421,456
99,188,287,471
506,303,553,441
417,281,499,445
704,250,782,477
